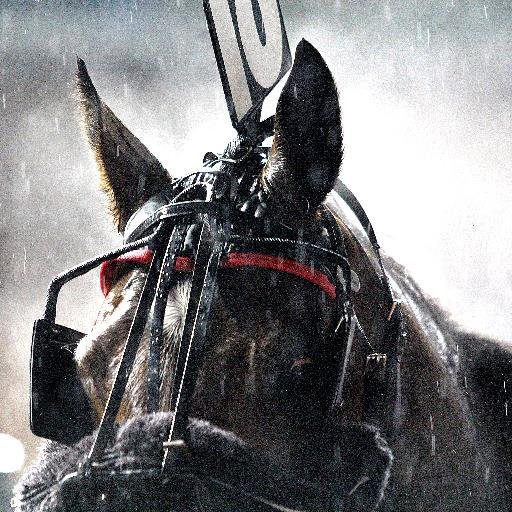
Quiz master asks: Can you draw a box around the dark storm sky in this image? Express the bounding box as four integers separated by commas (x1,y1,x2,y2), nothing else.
0,0,511,481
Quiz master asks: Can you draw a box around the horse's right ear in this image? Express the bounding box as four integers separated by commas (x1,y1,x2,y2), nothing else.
76,58,171,233
262,40,342,222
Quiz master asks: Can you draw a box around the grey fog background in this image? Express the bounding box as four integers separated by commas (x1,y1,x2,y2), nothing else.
0,0,511,504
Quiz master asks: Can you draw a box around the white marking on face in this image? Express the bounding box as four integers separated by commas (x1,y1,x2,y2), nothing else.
162,279,192,342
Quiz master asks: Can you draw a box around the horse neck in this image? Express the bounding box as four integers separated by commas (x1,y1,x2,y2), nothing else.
331,204,482,480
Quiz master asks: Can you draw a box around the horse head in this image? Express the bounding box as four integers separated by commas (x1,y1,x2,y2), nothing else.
15,41,395,512
74,42,344,452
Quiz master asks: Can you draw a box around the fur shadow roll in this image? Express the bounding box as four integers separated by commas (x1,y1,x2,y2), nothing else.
13,413,392,512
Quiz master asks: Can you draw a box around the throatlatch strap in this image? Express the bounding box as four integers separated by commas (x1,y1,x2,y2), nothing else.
333,179,393,303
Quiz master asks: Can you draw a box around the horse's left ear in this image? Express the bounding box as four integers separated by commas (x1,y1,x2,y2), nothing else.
76,58,172,233
263,40,342,219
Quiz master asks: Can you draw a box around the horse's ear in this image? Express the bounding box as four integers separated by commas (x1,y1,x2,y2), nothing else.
263,40,342,220
76,58,171,233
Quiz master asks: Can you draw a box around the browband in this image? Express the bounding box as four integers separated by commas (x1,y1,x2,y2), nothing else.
100,249,337,300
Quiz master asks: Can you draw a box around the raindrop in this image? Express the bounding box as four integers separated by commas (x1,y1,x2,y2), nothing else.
416,21,422,42
2,92,5,109
429,414,434,431
23,247,27,275
483,4,488,19
62,53,66,66
334,444,341,462
130,11,133,23
55,117,60,133
408,462,417,484
384,3,391,20
426,27,431,48
484,466,490,483
431,434,436,456
505,401,508,417
124,83,128,98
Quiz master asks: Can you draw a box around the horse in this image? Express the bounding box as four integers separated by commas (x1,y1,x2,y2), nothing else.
14,40,512,512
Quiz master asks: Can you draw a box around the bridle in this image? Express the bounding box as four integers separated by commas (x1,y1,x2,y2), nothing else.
29,119,405,511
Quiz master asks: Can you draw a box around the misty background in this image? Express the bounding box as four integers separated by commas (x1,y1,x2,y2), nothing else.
1,0,511,506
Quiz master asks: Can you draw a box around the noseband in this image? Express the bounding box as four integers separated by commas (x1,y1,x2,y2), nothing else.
29,122,404,511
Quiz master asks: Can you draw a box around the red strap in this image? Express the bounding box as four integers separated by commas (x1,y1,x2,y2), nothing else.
221,253,336,300
99,249,153,297
100,249,336,300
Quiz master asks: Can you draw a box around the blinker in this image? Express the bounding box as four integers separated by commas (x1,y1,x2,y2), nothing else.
31,319,94,443
30,226,166,444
